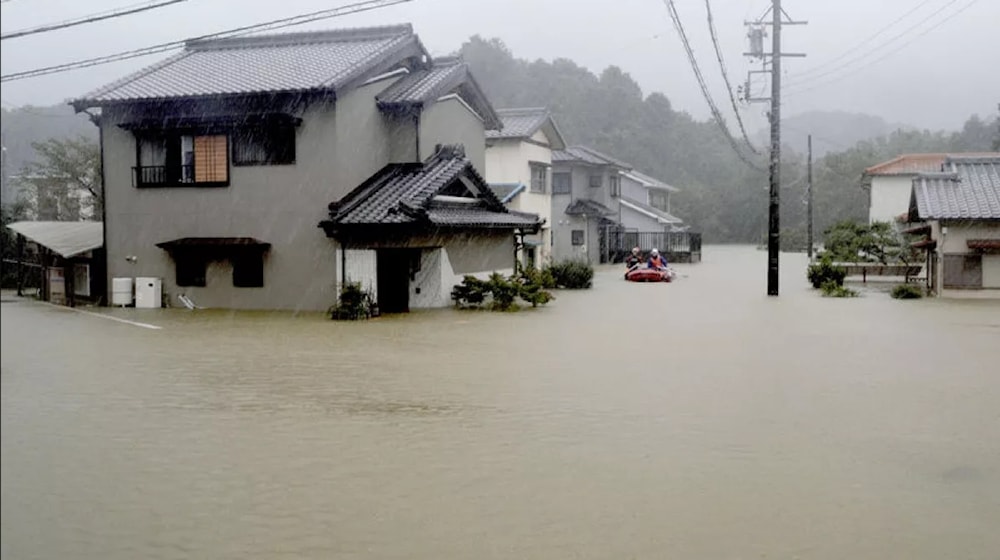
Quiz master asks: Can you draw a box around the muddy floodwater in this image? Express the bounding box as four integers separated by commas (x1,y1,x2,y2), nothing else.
2,246,999,559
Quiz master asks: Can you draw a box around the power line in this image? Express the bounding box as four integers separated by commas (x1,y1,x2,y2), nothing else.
788,0,938,81
704,0,760,154
661,0,764,171
785,0,966,89
2,0,191,41
0,0,412,83
784,0,980,99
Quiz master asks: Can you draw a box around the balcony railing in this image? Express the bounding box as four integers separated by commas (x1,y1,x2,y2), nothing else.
133,165,198,187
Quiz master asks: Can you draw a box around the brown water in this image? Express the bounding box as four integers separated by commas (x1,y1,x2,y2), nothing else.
3,246,1000,559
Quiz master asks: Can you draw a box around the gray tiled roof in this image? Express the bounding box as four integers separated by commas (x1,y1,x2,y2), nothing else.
325,145,542,230
375,57,502,130
564,198,615,216
486,108,547,139
910,156,1000,220
552,145,632,169
75,25,425,105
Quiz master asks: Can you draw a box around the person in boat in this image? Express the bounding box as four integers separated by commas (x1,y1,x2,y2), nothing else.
647,248,669,271
624,247,643,270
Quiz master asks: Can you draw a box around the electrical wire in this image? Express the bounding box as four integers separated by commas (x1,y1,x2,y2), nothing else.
2,0,191,41
704,0,760,154
1,0,412,83
661,0,765,172
785,0,965,89
784,0,981,99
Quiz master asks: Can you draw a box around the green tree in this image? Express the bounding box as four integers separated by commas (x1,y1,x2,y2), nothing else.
21,136,101,221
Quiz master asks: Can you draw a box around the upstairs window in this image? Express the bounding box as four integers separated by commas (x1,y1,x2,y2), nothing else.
589,174,602,189
232,126,296,166
609,175,621,197
135,133,228,187
552,172,572,194
649,190,670,212
529,164,548,193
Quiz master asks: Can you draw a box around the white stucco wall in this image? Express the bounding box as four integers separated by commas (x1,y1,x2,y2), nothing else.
868,176,914,224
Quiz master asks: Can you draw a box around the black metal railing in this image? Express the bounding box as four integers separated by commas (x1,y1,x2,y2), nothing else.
133,165,195,187
603,231,702,263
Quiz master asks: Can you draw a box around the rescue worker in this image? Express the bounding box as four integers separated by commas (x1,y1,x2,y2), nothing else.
647,248,668,270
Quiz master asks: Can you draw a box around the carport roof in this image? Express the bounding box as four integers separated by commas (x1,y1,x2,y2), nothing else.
6,221,103,258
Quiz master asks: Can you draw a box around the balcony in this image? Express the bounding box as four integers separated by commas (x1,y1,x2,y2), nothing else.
133,165,227,188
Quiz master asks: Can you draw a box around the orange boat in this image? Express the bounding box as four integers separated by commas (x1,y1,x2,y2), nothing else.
625,267,673,282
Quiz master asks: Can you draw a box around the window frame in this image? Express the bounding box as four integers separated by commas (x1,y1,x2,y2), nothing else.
571,230,585,246
231,126,296,167
552,172,572,195
589,174,603,189
134,130,230,188
232,254,265,288
609,174,621,198
529,163,548,194
175,255,208,287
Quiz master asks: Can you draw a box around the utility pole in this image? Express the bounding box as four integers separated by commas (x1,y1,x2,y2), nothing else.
806,134,814,259
744,2,806,296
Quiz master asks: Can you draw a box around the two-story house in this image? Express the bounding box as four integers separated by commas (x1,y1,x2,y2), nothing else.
484,107,566,268
550,145,632,263
618,169,684,233
72,25,540,312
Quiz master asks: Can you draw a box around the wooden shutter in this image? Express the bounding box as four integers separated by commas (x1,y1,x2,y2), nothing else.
194,135,228,183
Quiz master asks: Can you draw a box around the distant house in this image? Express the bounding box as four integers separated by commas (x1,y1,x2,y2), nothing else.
863,152,998,224
71,25,537,312
907,155,1000,296
550,145,631,263
5,220,105,306
618,169,684,233
484,107,566,268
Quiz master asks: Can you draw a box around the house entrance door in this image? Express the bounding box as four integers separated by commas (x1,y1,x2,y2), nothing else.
377,249,415,313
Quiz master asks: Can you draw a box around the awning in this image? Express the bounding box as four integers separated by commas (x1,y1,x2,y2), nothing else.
902,223,931,235
967,239,1000,251
6,221,103,258
156,237,270,256
911,238,937,249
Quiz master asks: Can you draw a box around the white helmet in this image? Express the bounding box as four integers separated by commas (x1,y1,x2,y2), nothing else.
650,248,659,255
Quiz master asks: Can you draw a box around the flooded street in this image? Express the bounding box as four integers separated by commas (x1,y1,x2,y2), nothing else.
3,246,999,559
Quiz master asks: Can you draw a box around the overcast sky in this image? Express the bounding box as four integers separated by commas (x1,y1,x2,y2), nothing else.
1,0,997,131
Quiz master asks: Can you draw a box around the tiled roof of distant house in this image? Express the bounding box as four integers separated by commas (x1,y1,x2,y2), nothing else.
322,145,542,232
553,145,632,169
619,196,683,224
487,183,526,203
73,25,428,107
564,198,615,216
376,57,501,130
909,156,1000,221
622,170,679,192
865,152,1000,177
486,108,567,149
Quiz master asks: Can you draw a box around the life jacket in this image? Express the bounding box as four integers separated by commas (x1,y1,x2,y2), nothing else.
650,255,665,268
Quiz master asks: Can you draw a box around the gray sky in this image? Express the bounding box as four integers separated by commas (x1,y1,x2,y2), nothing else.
1,0,997,131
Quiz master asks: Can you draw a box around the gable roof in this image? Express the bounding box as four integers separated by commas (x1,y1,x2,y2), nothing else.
6,221,103,258
564,198,615,217
552,145,632,169
488,183,526,203
73,25,427,108
864,152,1000,177
485,107,567,150
909,156,1000,221
622,170,679,192
619,196,683,224
322,145,542,232
375,57,501,130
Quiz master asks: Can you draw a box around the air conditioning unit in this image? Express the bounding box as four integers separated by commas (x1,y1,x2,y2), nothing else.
135,277,162,309
111,277,134,307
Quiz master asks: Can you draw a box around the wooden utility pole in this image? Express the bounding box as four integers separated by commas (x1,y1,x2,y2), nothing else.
744,2,806,296
806,134,814,258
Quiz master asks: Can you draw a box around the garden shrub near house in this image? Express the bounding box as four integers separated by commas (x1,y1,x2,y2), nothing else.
451,272,554,311
890,284,923,300
820,280,859,298
329,282,377,320
807,255,847,289
546,260,594,289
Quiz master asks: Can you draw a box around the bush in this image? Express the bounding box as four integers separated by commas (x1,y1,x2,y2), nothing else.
450,271,554,311
328,282,377,320
820,280,859,298
807,255,847,289
890,283,924,299
521,265,556,289
546,260,594,289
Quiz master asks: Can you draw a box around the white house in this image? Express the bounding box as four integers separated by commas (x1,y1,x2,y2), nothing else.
485,107,566,267
863,152,998,224
907,155,1000,297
